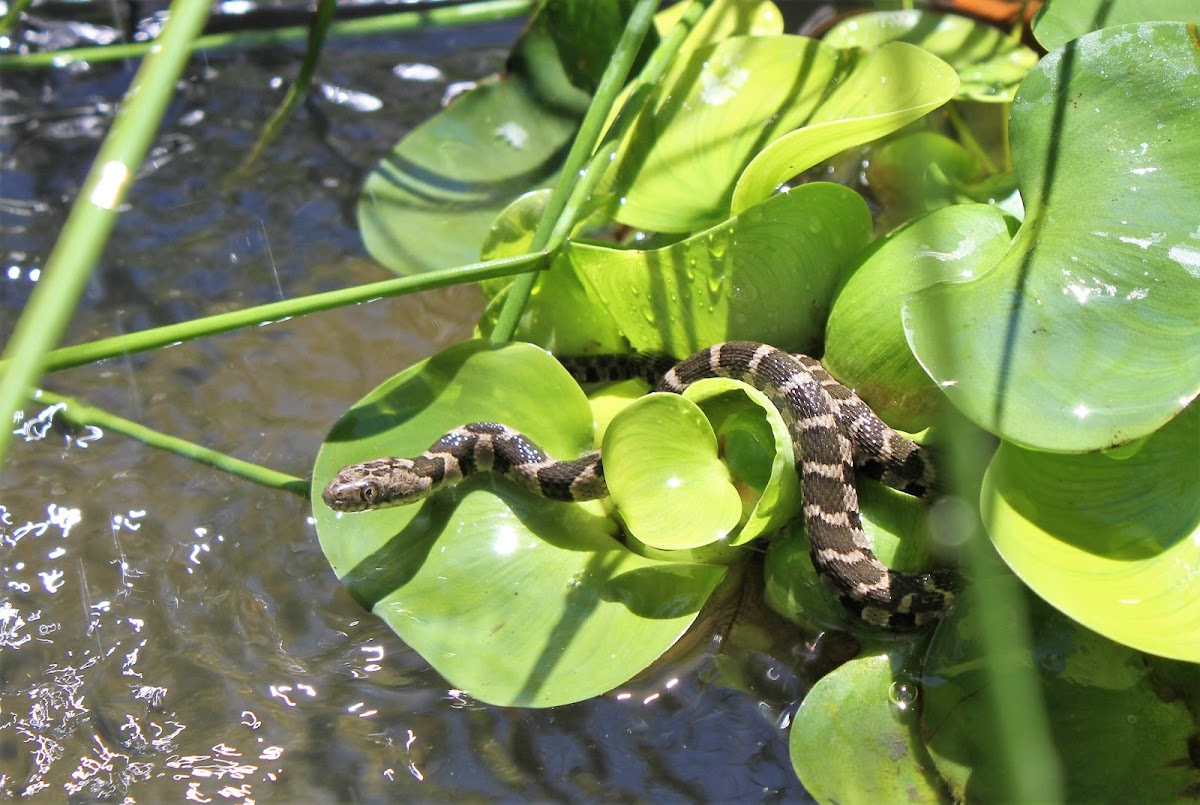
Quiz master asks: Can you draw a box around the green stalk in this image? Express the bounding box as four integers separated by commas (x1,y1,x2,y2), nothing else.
0,0,211,471
0,0,32,35
229,0,336,180
488,0,667,344
31,389,310,497
1,251,548,377
0,0,533,71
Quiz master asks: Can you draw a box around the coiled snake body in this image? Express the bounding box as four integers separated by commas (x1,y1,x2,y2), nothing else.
323,342,959,629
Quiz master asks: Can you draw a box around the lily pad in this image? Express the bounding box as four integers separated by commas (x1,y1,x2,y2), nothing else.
924,594,1200,800
731,42,960,215
312,341,726,706
981,402,1200,662
1032,0,1200,51
823,10,1039,102
824,203,1017,432
905,22,1200,451
790,650,944,803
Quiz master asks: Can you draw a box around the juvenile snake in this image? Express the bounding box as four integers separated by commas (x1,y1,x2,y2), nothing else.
323,342,959,629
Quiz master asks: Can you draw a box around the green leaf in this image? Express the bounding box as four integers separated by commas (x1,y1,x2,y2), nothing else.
863,132,983,228
790,651,944,803
730,42,960,215
480,183,871,357
358,72,582,274
603,392,743,550
905,23,1200,451
537,0,656,94
604,376,805,551
924,594,1200,800
684,378,800,544
602,34,843,232
312,341,726,707
981,402,1200,662
1032,0,1200,51
824,203,1017,432
823,10,1039,102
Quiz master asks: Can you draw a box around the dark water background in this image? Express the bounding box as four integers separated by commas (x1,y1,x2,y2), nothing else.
0,4,838,800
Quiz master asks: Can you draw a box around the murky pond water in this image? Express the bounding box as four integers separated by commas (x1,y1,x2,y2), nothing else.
1,11,820,802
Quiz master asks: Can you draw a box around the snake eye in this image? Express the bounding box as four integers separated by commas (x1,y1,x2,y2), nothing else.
360,483,378,503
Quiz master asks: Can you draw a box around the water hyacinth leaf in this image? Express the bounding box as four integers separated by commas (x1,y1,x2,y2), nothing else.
479,183,869,358
730,42,960,215
790,651,943,803
603,392,743,550
1032,0,1200,51
537,0,656,94
477,188,549,298
358,73,581,274
601,34,842,232
905,23,1200,451
652,0,783,49
475,254,629,356
823,10,1039,102
924,595,1199,800
683,378,799,544
581,183,873,358
312,341,726,706
981,402,1200,662
824,203,1017,432
864,132,983,228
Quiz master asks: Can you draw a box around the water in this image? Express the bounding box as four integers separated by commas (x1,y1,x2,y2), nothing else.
0,13,812,802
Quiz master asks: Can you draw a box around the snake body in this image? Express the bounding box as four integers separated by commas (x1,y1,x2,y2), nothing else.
323,342,959,629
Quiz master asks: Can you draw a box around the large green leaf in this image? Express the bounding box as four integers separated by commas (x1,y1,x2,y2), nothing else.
924,594,1200,800
730,42,959,215
905,23,1200,451
822,10,1038,103
312,341,726,707
1032,0,1200,51
357,14,587,276
789,650,943,803
479,182,871,357
981,402,1200,662
601,34,843,232
824,203,1017,432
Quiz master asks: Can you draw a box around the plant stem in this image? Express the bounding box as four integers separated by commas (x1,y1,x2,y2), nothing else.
0,0,533,71
0,0,211,472
229,0,337,181
489,0,707,344
0,0,31,35
30,389,310,498
0,252,549,378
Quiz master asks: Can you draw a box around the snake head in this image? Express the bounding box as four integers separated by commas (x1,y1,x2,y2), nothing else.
321,457,433,512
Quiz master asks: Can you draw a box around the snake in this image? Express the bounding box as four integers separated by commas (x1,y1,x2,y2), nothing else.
322,342,960,629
